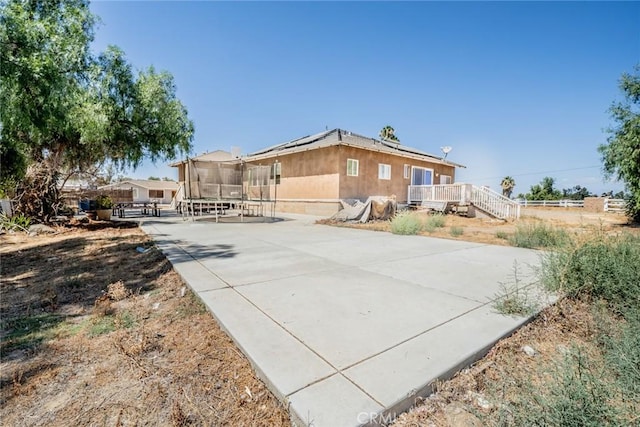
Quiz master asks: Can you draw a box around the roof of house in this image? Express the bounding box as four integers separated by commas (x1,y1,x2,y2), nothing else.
246,128,465,168
169,150,234,166
100,180,178,190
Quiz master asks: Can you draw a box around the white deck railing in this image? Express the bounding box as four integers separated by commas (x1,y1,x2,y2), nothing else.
470,185,520,220
408,184,520,220
408,184,469,203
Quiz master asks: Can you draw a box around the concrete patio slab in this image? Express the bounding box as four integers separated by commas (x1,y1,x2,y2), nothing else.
287,373,384,427
140,213,543,426
198,287,336,398
361,245,541,303
288,233,484,266
343,303,527,411
236,268,481,369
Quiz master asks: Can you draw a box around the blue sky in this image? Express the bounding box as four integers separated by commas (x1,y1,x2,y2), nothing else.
90,1,639,195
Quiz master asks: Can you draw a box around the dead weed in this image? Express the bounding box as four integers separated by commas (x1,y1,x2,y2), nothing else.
0,223,290,426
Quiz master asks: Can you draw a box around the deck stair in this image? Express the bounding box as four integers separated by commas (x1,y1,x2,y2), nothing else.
408,184,520,220
420,200,448,213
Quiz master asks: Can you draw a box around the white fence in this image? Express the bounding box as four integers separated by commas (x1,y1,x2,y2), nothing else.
516,199,585,208
517,198,626,213
604,198,626,213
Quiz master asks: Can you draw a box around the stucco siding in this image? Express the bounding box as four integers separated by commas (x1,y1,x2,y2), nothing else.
276,175,340,199
337,146,456,202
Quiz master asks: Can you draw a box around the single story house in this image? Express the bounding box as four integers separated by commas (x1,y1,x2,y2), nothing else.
100,179,178,204
172,129,465,215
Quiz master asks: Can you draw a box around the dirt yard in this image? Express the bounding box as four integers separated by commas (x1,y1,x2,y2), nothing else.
320,207,636,246
0,221,290,427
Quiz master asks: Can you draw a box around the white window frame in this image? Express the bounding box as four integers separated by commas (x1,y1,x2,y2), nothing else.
410,166,434,186
403,164,410,179
131,188,139,200
440,174,452,185
347,159,359,177
378,163,391,180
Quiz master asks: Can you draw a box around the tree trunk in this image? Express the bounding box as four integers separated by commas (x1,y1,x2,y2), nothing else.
14,161,63,223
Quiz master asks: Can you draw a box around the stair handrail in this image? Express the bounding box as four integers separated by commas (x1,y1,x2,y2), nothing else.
471,185,520,220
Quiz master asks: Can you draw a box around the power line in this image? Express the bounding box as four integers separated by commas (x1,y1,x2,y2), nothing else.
463,165,602,182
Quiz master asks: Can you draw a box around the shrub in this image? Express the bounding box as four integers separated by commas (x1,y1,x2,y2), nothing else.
496,230,509,240
390,211,423,235
492,262,539,317
541,233,640,316
600,311,640,398
508,222,569,249
502,348,622,427
96,194,114,209
423,214,446,233
449,226,464,237
0,212,31,232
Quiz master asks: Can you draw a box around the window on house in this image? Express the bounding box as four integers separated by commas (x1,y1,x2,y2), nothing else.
411,167,433,186
272,162,281,184
378,164,391,180
440,175,452,185
249,167,269,186
149,189,164,199
131,188,139,200
347,159,359,176
403,164,410,179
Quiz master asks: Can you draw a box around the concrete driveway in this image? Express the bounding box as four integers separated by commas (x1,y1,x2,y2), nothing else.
140,213,542,426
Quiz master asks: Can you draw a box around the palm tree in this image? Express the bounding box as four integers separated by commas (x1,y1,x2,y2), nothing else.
379,125,400,143
501,176,516,198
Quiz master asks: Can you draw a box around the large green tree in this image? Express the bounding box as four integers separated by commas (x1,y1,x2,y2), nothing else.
599,66,640,222
0,0,193,220
521,176,562,201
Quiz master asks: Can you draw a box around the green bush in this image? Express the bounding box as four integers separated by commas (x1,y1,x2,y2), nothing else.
449,226,464,237
0,212,31,232
508,222,569,249
492,262,539,317
390,211,423,235
600,312,640,398
541,233,640,315
500,348,622,427
496,230,509,240
423,214,446,233
96,194,114,209
487,232,640,426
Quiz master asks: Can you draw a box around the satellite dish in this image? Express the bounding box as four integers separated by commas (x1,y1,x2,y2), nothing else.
231,146,242,158
440,146,452,159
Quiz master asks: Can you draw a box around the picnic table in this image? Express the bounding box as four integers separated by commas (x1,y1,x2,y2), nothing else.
114,202,161,218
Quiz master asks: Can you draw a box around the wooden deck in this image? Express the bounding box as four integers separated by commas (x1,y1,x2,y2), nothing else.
408,184,520,220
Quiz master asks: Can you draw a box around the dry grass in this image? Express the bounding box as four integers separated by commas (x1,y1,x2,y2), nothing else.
0,222,289,427
392,298,603,426
319,208,637,247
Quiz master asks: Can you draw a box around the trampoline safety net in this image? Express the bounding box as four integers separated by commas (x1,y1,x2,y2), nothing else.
185,160,273,201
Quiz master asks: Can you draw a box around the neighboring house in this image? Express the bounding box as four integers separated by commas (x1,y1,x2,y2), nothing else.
100,180,178,204
60,177,96,191
171,129,465,215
